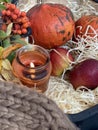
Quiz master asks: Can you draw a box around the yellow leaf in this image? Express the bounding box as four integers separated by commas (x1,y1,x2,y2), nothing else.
0,59,2,72
0,47,4,59
0,47,3,72
2,59,12,70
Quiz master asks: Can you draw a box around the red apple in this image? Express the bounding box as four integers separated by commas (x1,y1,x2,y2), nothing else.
50,47,74,76
69,58,98,89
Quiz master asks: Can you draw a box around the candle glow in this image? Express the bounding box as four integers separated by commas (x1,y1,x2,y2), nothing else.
30,62,35,68
12,44,52,93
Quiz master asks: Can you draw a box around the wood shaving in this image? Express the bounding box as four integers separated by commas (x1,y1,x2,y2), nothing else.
45,77,98,114
17,0,38,12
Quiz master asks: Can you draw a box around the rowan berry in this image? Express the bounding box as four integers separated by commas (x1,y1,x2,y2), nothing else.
21,17,28,23
2,10,6,15
21,11,26,17
10,4,16,10
12,14,17,20
22,23,29,28
17,30,22,34
6,10,11,16
6,3,10,9
14,24,21,30
14,8,20,15
22,28,27,34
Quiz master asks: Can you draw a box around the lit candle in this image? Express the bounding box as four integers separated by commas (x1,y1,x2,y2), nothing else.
30,62,35,68
12,44,52,93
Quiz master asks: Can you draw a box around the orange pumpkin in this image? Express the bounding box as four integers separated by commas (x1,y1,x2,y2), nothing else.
74,15,98,40
27,3,75,49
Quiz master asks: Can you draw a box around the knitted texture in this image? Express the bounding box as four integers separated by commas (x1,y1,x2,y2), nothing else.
0,80,79,130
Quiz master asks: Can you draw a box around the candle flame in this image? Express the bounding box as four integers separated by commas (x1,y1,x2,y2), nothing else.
30,62,35,68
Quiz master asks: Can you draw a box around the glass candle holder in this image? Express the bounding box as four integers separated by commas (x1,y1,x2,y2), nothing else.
12,44,52,93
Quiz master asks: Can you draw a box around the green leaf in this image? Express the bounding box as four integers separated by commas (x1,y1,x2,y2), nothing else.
0,0,4,2
0,0,10,3
0,41,3,46
0,30,7,39
5,0,11,3
7,51,16,63
11,35,21,41
6,23,13,36
11,39,28,45
0,0,5,2
0,4,6,10
3,38,11,48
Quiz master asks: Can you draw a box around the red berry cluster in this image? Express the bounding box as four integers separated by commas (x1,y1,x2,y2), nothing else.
1,3,31,35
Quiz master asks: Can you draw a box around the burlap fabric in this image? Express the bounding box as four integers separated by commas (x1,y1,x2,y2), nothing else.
0,80,79,130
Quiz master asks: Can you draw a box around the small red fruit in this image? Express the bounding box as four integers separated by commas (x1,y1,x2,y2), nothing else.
10,4,16,10
69,58,98,90
2,10,6,15
6,10,11,16
21,11,26,17
22,28,27,34
50,47,74,76
12,14,17,20
14,8,20,15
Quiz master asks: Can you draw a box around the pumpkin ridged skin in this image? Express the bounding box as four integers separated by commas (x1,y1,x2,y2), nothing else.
27,3,75,49
75,15,98,39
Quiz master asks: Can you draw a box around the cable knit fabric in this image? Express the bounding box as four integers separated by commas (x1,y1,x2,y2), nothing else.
0,80,79,130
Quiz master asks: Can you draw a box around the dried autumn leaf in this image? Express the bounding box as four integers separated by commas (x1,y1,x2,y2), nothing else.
0,46,4,58
2,59,12,70
1,68,13,81
1,59,21,83
0,47,4,72
1,68,21,83
2,43,23,59
0,74,3,81
0,60,2,72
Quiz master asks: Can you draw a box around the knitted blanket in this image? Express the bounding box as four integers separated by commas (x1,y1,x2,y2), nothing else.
0,80,79,130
